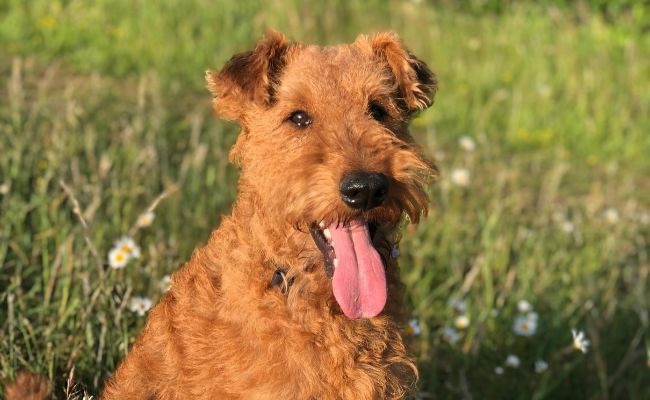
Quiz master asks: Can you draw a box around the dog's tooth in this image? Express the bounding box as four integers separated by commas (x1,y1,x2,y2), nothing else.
319,220,326,229
333,258,339,269
323,228,331,241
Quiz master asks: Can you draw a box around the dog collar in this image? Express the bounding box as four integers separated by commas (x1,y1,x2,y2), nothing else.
270,268,294,294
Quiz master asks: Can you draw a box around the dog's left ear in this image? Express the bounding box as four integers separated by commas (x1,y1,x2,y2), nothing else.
206,31,289,120
364,32,437,114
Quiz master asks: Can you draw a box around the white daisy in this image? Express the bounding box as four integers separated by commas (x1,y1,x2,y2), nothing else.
450,168,470,187
115,236,141,259
454,315,470,329
108,247,129,269
534,359,549,374
129,296,153,316
571,329,590,353
517,300,532,313
513,314,538,337
442,327,460,344
494,366,504,375
404,318,421,336
505,354,521,368
459,135,476,152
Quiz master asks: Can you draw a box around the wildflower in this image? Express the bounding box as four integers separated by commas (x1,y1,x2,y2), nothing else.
442,327,460,344
108,247,129,269
459,135,476,152
0,182,9,195
448,298,467,313
454,315,470,329
129,296,153,316
571,329,590,353
534,359,549,374
505,354,521,368
603,208,620,225
513,313,538,337
159,274,172,292
136,211,156,228
517,300,532,313
494,366,504,375
115,236,141,259
403,318,421,336
450,168,470,187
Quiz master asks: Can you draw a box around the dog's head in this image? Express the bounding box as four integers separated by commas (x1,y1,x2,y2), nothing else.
206,32,437,319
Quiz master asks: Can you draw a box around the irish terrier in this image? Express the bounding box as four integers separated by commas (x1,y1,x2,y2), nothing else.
7,31,437,400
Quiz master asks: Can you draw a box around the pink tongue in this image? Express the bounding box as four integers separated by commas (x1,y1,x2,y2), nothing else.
330,221,387,319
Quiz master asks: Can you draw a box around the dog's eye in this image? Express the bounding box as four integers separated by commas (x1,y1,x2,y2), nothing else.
288,111,312,128
368,102,387,121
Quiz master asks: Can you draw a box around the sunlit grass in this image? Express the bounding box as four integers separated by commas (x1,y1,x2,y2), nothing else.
1,1,648,398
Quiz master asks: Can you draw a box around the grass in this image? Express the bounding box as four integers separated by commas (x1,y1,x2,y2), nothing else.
1,1,648,398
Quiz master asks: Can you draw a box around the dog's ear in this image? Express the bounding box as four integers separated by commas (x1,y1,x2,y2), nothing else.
206,31,289,120
364,32,437,114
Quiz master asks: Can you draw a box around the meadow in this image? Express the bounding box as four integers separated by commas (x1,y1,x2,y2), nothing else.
1,1,648,398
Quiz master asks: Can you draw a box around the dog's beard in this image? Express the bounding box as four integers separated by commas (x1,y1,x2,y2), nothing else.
310,220,386,319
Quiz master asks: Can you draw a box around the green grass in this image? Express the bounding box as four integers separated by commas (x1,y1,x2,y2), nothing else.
1,1,648,398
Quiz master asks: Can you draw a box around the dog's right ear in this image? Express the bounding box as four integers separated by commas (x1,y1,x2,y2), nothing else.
206,31,289,121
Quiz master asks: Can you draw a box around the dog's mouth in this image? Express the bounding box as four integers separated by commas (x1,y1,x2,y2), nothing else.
310,220,387,320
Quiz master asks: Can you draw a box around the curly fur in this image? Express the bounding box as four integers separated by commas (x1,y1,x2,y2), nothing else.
106,30,437,400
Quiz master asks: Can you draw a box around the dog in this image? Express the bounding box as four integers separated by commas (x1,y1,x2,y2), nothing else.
7,31,437,400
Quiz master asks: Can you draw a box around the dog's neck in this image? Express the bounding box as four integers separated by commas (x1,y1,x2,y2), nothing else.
220,189,317,269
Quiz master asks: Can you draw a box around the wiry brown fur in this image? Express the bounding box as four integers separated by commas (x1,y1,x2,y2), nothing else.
6,31,437,400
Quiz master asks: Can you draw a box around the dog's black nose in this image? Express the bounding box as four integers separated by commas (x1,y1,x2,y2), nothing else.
339,172,389,211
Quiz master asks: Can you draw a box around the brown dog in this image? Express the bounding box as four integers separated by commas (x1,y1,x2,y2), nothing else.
7,31,437,400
